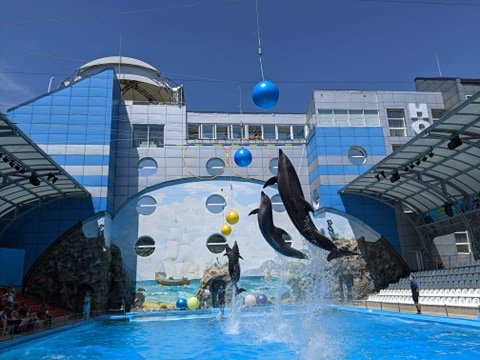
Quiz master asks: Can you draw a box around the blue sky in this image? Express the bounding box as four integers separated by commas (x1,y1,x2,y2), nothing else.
1,0,479,113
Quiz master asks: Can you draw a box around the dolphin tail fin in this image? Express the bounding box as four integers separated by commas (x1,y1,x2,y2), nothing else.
234,283,246,295
248,208,259,216
263,176,278,188
327,248,359,261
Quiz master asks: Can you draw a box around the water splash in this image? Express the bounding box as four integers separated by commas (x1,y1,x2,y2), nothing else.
224,285,241,335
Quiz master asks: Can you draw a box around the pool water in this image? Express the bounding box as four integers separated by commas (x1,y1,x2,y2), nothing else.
1,307,479,360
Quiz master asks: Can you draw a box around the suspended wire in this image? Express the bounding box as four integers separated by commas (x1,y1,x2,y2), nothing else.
255,0,265,81
355,0,480,6
0,0,243,29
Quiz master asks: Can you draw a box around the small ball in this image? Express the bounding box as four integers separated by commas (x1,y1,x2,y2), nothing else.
221,224,232,235
234,147,252,167
244,294,257,307
226,210,239,225
187,296,199,310
252,80,279,110
176,298,188,310
256,294,267,305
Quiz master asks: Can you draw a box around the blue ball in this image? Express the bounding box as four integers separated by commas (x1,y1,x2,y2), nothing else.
252,80,279,110
234,147,252,167
176,298,188,310
256,294,267,305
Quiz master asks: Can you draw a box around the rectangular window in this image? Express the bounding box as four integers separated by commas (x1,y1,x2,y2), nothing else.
454,232,470,254
248,125,262,140
262,124,276,140
133,124,164,148
333,110,349,126
318,109,334,126
277,125,291,140
364,110,380,126
200,124,215,139
216,124,228,140
431,109,445,122
292,125,305,139
188,124,199,140
391,144,402,152
230,124,244,140
387,109,407,137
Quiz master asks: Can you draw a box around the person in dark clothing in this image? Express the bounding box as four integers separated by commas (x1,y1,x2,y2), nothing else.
409,274,422,314
215,283,226,320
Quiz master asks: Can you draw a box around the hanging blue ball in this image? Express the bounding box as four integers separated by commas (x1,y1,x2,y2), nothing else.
234,147,252,167
176,298,188,310
252,80,279,110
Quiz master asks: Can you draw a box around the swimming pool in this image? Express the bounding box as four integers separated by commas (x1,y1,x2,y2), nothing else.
1,306,479,360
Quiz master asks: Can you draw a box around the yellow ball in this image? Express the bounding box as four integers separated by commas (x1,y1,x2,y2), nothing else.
221,224,232,235
187,296,199,310
226,210,239,225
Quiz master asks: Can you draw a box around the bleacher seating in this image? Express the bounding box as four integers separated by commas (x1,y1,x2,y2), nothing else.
367,265,480,308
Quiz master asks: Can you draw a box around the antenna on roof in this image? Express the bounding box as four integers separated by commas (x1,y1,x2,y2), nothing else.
118,35,122,74
435,52,443,77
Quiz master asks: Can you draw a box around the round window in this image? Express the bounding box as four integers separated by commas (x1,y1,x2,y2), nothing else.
134,236,155,257
271,193,285,212
206,194,226,214
136,196,157,215
137,157,158,176
206,157,225,176
348,146,367,165
269,157,279,175
206,234,227,254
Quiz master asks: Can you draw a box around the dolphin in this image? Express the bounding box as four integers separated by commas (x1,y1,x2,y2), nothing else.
249,191,308,260
224,241,246,294
264,149,358,261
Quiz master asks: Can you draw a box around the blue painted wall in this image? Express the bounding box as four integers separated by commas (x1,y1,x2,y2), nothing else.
7,69,120,214
0,248,25,286
0,197,95,275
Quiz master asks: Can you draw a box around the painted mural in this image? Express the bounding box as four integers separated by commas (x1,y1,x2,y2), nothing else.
111,179,382,309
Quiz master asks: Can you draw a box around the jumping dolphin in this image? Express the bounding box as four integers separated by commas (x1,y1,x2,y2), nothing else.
224,241,246,294
249,191,308,260
264,149,358,261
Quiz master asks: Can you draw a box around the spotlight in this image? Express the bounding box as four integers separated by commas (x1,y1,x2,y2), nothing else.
447,134,462,150
390,171,400,183
3,157,8,163
404,167,409,172
29,175,40,186
19,168,26,174
443,203,454,217
428,151,434,158
8,161,14,167
375,174,380,181
422,156,427,162
409,164,415,169
416,159,421,166
52,176,58,184
380,171,386,179
47,173,54,180
14,165,21,171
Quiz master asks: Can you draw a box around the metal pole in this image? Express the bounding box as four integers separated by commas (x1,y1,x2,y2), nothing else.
47,76,55,92
380,301,383,311
397,302,401,312
444,304,449,317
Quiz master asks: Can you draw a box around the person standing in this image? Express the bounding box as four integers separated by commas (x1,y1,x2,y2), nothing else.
409,274,422,314
83,291,92,320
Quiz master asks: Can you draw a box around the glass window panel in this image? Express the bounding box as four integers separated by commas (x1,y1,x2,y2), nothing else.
133,124,148,148
201,124,215,139
216,124,228,140
388,119,406,128
292,125,305,139
149,125,164,148
387,109,405,118
248,125,262,140
263,124,276,140
277,125,291,140
188,124,199,140
230,125,243,139
389,129,406,137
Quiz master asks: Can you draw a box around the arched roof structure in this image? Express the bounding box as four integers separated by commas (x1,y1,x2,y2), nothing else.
342,91,480,214
0,113,89,220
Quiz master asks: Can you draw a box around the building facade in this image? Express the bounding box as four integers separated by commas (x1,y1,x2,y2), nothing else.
4,57,477,293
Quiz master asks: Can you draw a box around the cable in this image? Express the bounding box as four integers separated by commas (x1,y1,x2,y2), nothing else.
0,0,242,28
355,0,480,6
255,0,265,81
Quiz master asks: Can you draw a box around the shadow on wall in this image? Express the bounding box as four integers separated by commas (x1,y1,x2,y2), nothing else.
23,221,133,313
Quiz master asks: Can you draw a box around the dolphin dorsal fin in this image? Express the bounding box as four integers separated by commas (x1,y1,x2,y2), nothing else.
248,209,259,216
303,199,315,213
263,176,278,188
